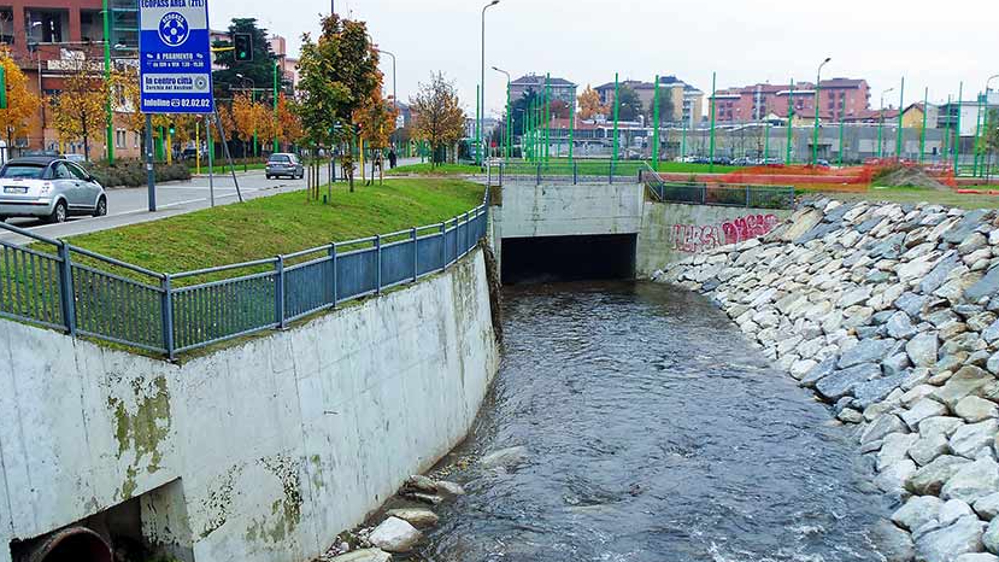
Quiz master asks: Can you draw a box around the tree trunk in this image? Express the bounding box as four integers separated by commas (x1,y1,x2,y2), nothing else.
82,117,90,161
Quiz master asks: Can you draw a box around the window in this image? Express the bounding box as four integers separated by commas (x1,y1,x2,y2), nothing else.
67,163,89,180
115,130,126,149
134,133,140,148
0,8,13,44
52,162,73,179
25,9,68,43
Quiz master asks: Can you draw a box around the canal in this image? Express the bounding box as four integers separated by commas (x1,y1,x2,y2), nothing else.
417,281,889,561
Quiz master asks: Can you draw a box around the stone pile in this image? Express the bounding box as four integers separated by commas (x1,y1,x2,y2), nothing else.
654,198,999,562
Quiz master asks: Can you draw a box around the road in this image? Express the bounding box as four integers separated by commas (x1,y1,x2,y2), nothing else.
0,157,425,245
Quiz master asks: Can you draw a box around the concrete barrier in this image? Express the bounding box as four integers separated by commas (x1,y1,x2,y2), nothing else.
0,248,499,562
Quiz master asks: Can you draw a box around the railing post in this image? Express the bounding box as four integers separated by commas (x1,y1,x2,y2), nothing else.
573,161,578,185
275,256,285,329
58,243,76,336
411,227,418,282
536,163,541,186
745,185,751,207
464,211,471,255
161,274,174,359
609,162,614,184
440,222,447,272
375,234,382,295
329,243,337,308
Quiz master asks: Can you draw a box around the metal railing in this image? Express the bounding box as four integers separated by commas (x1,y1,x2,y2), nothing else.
640,168,795,210
0,189,490,359
487,161,647,186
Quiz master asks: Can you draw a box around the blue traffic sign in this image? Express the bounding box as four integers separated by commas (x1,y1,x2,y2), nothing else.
138,0,214,114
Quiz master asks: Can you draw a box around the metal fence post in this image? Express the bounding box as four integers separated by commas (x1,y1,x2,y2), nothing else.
536,163,541,186
161,274,174,359
375,234,382,295
275,256,286,329
745,185,751,207
609,162,613,184
440,222,447,272
411,227,418,282
58,243,76,336
329,243,338,308
573,161,578,185
464,211,471,255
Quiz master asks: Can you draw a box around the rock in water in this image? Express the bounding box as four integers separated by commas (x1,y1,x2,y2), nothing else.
405,474,437,493
368,517,422,553
435,480,466,497
385,508,440,528
915,515,985,562
479,446,528,469
872,519,915,562
329,549,393,562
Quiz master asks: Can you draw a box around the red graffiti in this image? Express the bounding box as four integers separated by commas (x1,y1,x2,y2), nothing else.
670,214,778,254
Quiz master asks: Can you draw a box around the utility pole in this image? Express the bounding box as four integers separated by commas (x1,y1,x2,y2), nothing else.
103,0,114,164
709,71,717,172
479,0,500,167
653,75,660,168
812,57,831,166
786,79,794,164
896,77,905,161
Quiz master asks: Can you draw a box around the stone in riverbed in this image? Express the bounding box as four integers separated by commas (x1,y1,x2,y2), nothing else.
903,398,950,431
975,493,999,521
872,519,915,562
967,266,999,304
909,432,951,466
815,363,882,401
908,332,941,368
368,517,422,553
907,455,973,496
915,515,986,562
893,495,944,531
942,458,999,504
955,396,999,423
838,338,901,369
404,475,437,494
479,446,528,470
949,420,999,459
799,355,838,388
435,481,465,497
920,417,967,439
854,372,912,410
986,518,999,554
863,414,910,445
876,459,918,494
385,508,439,528
940,499,977,526
330,549,393,562
888,311,918,339
879,433,921,471
935,367,994,410
955,553,999,562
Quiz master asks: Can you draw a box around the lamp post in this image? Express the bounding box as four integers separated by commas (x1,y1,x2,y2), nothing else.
812,57,831,166
103,0,113,164
980,75,999,178
479,0,500,167
376,48,397,152
493,66,511,161
878,87,895,158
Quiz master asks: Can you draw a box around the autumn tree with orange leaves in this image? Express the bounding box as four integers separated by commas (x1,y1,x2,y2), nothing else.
0,49,41,149
577,85,607,120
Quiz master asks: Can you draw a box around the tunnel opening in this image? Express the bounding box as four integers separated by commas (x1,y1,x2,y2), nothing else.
501,233,637,284
17,527,112,562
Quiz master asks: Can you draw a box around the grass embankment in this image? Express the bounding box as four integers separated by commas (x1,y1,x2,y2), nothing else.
385,163,482,176
67,178,485,274
819,186,999,210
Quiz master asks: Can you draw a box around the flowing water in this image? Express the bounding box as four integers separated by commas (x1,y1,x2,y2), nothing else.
416,281,889,562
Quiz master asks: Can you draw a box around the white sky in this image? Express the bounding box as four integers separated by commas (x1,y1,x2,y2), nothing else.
210,0,999,117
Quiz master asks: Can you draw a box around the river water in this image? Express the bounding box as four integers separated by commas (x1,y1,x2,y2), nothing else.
415,281,890,562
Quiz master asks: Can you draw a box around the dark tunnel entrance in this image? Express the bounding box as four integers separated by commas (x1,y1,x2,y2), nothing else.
501,234,637,284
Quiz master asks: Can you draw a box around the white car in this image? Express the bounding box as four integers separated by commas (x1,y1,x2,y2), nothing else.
0,157,108,223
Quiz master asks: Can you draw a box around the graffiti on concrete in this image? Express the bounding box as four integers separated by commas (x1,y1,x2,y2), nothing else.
671,214,779,253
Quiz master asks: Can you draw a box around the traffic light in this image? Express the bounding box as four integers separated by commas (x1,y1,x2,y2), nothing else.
0,66,6,110
168,123,176,136
234,34,252,62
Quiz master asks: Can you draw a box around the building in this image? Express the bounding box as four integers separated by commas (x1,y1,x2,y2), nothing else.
711,78,870,124
1,0,141,157
508,74,577,105
938,92,999,137
901,103,939,130
593,75,704,125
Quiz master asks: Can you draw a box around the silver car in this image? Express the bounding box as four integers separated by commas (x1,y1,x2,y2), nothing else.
265,153,304,180
0,157,108,223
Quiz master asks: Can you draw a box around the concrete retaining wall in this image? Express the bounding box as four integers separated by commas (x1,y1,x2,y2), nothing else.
0,248,499,562
636,202,793,276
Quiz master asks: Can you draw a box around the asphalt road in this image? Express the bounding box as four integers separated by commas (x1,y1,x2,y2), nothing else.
0,158,425,245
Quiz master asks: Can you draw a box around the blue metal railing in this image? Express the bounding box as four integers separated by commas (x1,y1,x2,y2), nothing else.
0,188,490,359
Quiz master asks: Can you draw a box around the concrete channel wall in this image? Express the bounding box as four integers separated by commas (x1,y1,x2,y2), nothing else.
636,202,794,276
0,248,499,562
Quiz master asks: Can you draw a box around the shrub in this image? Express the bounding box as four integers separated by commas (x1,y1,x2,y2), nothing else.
85,159,191,188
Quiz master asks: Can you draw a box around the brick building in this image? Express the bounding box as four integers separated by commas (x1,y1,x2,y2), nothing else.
593,75,704,125
711,78,871,124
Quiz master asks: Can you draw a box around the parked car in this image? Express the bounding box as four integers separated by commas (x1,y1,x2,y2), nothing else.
265,153,304,180
0,156,107,223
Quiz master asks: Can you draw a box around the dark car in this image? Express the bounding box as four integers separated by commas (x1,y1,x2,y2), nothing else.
266,153,304,180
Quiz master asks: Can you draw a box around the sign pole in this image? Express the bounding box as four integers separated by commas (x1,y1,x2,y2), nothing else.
214,110,243,202
145,114,156,212
207,115,215,207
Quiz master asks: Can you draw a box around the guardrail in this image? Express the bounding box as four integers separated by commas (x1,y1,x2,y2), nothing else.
639,168,795,210
0,189,490,359
486,161,646,186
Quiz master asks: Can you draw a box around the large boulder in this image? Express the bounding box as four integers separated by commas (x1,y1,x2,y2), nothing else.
368,517,422,553
908,455,973,496
872,519,916,562
942,458,999,504
815,363,882,401
479,446,528,469
385,508,440,529
908,333,941,367
915,515,986,562
330,550,393,562
936,367,993,410
893,495,944,531
950,420,999,459
955,396,999,423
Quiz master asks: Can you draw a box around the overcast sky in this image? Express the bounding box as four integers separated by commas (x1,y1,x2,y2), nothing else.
211,0,999,117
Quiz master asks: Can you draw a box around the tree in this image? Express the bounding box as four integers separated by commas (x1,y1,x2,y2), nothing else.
647,88,675,124
355,87,398,183
49,67,107,160
0,49,41,149
577,85,606,120
410,72,465,167
550,100,570,120
509,89,539,138
617,86,642,122
275,93,304,148
212,19,287,96
231,92,267,157
296,13,381,193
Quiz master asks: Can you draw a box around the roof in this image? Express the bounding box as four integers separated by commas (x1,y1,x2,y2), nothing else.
511,75,576,88
819,78,867,89
5,156,59,166
594,76,703,94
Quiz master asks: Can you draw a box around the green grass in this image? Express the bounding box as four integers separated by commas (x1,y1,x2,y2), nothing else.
67,178,485,274
190,162,266,175
820,186,999,210
655,162,741,174
385,163,482,176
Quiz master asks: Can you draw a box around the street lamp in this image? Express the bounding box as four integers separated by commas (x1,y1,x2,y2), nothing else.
812,56,831,166
480,0,500,167
878,87,895,158
376,48,397,110
493,66,511,161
